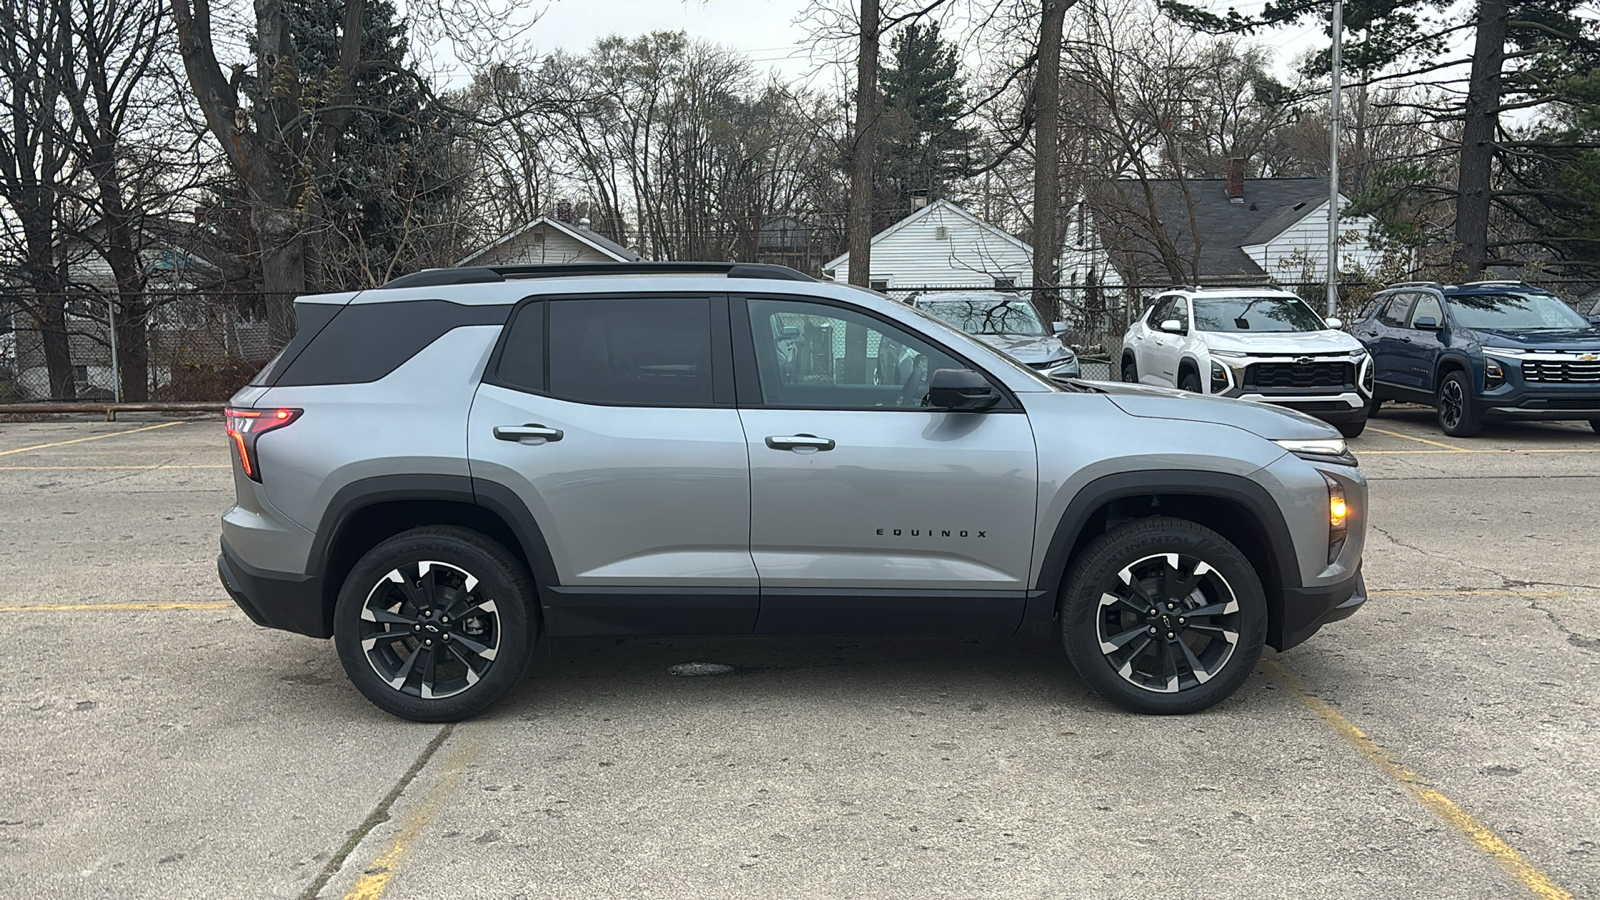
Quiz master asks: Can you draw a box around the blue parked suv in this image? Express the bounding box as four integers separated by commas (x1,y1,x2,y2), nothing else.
1354,281,1600,436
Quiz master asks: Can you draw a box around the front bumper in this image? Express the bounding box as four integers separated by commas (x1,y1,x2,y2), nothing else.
1273,565,1367,651
218,537,329,638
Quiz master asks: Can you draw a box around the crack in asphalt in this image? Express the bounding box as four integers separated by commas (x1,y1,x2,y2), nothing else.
299,724,456,900
1529,598,1600,655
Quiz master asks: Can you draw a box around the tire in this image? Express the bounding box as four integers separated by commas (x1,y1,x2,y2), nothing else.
1121,356,1138,383
1436,370,1481,437
334,526,536,722
1336,415,1367,439
1179,370,1202,393
1590,418,1600,436
1060,517,1267,715
1368,395,1383,418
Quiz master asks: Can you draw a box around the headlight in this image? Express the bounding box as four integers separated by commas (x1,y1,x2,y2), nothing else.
1350,347,1369,360
1482,347,1527,358
1275,438,1357,466
1323,472,1349,564
1210,351,1250,362
1485,357,1506,389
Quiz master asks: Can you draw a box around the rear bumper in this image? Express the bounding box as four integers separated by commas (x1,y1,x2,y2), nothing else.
1272,566,1367,651
218,537,329,638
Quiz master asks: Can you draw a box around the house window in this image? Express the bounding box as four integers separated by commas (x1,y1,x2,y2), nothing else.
869,279,890,292
933,225,950,240
993,277,1016,290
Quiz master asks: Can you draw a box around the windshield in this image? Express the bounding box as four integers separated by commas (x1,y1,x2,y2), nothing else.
1192,295,1327,333
919,298,1048,336
1447,292,1589,330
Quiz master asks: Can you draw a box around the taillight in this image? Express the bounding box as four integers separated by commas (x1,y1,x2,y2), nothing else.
224,408,302,482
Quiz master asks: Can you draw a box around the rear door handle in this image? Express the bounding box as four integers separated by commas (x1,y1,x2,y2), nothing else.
765,434,835,451
494,424,564,443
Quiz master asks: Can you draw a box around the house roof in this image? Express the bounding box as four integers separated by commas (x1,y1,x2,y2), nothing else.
459,216,643,265
821,200,1033,274
1091,177,1336,283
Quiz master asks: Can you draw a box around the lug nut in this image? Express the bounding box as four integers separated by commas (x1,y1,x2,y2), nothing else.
1149,626,1157,634
1178,618,1186,624
442,633,451,641
1167,603,1176,610
1166,632,1175,639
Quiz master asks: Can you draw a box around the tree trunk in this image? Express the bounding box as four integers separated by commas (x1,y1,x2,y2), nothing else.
848,0,880,288
255,207,306,345
1031,0,1069,326
1453,0,1507,278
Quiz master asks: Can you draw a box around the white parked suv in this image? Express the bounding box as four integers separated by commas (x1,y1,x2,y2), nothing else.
1120,287,1375,438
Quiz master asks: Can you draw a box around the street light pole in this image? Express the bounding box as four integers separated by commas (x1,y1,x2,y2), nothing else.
1327,0,1343,318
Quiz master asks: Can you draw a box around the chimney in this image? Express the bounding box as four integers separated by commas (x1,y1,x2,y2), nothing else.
1226,158,1246,203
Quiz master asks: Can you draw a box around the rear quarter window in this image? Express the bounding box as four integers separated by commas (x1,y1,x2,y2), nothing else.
273,299,510,386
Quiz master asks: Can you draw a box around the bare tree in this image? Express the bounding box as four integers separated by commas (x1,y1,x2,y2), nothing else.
0,0,76,397
1030,0,1070,321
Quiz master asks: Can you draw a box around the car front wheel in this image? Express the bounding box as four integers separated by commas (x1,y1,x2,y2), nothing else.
1121,356,1138,383
1060,517,1266,715
1589,418,1600,436
1436,370,1482,437
334,526,536,722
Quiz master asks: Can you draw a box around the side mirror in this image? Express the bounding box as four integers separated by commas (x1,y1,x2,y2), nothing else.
1413,316,1439,330
928,368,1001,411
1160,319,1185,334
1053,321,1068,336
1324,317,1343,330
1586,315,1600,326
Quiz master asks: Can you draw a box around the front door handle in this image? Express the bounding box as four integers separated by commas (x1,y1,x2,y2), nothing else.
765,434,835,451
1400,336,1412,343
494,424,564,443
1364,330,1379,337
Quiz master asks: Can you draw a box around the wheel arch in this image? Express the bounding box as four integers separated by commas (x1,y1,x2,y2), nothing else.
1434,353,1472,392
1029,471,1303,650
308,475,558,635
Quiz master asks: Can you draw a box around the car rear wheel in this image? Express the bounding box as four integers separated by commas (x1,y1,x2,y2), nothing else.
1121,356,1138,383
1436,370,1482,437
1060,517,1266,715
1590,418,1600,436
334,526,535,722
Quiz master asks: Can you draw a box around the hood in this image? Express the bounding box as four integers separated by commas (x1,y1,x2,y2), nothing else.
1470,326,1600,351
1202,329,1363,356
1085,380,1339,441
973,333,1075,364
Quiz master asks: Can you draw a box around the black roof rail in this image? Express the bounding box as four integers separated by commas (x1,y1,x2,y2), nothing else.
1383,280,1445,290
381,262,816,289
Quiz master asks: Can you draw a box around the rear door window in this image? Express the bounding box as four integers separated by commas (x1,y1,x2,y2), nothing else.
546,297,714,406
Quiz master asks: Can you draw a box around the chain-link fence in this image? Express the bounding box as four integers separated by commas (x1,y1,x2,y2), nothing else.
0,290,295,403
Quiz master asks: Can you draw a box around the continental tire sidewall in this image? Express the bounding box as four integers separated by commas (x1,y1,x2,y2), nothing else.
333,526,536,722
1061,517,1267,715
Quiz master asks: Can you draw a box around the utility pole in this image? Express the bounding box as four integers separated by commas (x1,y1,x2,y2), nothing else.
1326,0,1343,318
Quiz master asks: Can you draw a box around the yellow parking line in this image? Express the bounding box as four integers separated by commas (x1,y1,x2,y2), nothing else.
1368,589,1565,597
1359,448,1600,455
342,731,487,900
1263,659,1573,900
1365,426,1470,451
0,421,184,456
0,464,229,470
0,602,234,612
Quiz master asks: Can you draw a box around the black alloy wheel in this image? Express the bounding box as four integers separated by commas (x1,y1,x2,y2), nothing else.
1436,370,1482,437
1179,371,1203,393
1061,517,1266,714
334,527,535,722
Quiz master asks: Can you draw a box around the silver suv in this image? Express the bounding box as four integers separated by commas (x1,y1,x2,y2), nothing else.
218,262,1368,722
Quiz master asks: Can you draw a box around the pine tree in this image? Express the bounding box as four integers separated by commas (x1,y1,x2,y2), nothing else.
875,21,971,230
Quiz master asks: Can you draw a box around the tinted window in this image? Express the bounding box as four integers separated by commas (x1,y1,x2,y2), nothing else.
1191,295,1325,333
1447,292,1589,330
1379,294,1417,328
748,298,964,409
1146,297,1173,326
494,301,545,392
547,297,713,406
1410,294,1444,328
275,300,510,386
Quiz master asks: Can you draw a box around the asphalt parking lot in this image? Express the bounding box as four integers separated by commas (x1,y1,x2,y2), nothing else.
1,409,1596,899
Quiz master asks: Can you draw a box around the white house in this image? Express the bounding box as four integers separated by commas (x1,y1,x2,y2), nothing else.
1081,167,1385,287
460,217,644,266
821,200,1037,290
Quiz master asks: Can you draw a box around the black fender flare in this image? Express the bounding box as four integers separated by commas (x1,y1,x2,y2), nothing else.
306,473,561,592
1024,470,1303,646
